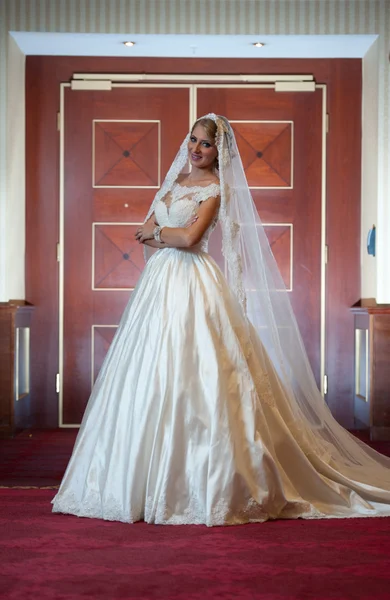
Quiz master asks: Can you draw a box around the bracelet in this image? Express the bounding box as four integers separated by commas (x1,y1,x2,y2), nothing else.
153,226,163,243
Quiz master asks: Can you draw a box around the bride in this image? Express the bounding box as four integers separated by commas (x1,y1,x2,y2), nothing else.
52,114,390,525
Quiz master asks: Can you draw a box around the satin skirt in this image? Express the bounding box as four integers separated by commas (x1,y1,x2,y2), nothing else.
52,248,390,525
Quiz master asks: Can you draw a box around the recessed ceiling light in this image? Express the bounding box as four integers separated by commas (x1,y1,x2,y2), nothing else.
253,42,265,48
123,41,136,47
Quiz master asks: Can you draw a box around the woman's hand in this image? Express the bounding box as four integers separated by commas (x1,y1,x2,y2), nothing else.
135,218,156,243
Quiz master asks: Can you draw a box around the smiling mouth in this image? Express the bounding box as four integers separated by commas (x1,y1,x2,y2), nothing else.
191,153,202,161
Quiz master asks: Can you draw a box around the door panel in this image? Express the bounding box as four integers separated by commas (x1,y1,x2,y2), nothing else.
62,83,323,426
94,120,160,187
62,86,190,424
196,87,323,380
234,121,293,188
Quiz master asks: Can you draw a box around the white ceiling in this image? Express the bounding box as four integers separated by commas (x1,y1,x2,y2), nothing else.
11,32,377,59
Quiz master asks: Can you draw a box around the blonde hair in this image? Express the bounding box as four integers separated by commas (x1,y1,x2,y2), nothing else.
191,118,218,142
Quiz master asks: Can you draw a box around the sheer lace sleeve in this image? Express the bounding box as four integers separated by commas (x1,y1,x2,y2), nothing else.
192,183,220,205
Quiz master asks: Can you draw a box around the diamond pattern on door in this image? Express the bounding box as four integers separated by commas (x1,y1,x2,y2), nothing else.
231,122,292,188
264,224,293,290
93,120,160,188
93,224,144,290
92,326,117,386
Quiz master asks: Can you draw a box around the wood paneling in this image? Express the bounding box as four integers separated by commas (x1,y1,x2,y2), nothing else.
63,86,190,423
372,314,390,438
94,121,160,187
233,121,292,187
264,225,292,290
326,61,362,425
351,300,390,440
25,56,361,428
0,304,14,433
94,225,144,290
0,301,34,437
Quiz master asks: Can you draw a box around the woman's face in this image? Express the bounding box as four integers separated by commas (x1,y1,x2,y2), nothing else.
188,124,218,170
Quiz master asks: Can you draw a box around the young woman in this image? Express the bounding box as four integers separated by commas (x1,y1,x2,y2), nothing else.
52,115,390,525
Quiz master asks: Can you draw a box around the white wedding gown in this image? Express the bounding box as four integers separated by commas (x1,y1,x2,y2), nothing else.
52,182,390,525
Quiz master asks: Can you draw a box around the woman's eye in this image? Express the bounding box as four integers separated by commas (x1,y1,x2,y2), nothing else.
202,142,211,148
190,136,196,142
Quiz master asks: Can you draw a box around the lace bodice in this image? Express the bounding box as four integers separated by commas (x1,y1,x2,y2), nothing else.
154,182,220,252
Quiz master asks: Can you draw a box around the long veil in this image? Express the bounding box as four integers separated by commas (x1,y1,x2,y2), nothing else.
144,114,390,492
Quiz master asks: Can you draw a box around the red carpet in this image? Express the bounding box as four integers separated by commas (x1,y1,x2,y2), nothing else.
0,429,78,487
1,430,390,598
1,488,390,599
1,428,390,488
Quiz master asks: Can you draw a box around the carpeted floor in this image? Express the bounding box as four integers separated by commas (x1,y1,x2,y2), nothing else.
0,429,78,488
1,488,390,599
2,428,390,489
1,430,390,599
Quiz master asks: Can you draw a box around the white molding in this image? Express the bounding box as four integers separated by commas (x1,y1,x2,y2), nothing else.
73,73,314,84
58,83,67,427
319,84,327,397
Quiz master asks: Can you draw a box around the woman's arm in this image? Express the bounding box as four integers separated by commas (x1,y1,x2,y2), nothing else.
143,239,167,249
159,196,220,248
136,196,219,248
136,212,199,248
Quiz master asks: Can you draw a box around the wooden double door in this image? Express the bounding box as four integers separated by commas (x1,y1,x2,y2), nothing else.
60,82,324,426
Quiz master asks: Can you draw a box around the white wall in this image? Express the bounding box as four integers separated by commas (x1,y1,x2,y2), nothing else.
6,35,25,300
0,0,7,301
361,40,379,299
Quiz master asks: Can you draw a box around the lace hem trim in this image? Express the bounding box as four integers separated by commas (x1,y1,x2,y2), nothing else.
52,490,390,525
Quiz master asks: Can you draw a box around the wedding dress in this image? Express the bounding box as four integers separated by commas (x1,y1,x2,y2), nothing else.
52,115,390,525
